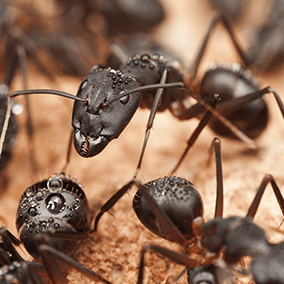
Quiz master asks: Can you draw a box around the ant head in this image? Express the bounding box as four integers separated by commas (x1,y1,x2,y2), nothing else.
72,67,142,157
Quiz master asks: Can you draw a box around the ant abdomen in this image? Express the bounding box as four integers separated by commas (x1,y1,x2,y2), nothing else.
133,176,203,242
16,174,89,258
199,64,269,139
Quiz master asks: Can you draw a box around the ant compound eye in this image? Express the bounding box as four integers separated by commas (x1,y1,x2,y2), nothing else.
119,94,130,105
81,80,88,89
47,177,63,191
46,193,66,214
78,80,88,94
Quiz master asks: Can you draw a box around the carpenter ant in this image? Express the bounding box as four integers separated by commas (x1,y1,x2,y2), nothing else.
207,1,284,73
48,0,164,75
6,65,249,176
5,13,284,177
124,138,284,283
186,12,284,141
0,173,111,284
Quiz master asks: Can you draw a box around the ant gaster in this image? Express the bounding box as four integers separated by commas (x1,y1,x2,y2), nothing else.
0,173,111,284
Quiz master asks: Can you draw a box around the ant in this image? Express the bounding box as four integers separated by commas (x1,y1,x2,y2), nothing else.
136,140,284,284
0,173,111,284
4,13,284,179
207,1,284,73
97,137,284,283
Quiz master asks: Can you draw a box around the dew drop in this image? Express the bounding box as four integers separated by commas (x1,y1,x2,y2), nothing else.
46,193,66,214
47,177,63,191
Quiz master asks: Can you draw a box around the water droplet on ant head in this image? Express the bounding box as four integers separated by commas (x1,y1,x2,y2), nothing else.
28,207,38,216
47,177,63,192
120,95,130,105
46,193,66,214
140,54,151,62
35,190,45,201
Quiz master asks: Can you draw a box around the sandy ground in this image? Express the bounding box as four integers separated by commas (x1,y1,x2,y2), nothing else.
1,0,284,283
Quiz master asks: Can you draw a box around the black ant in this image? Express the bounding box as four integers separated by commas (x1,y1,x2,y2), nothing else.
100,137,284,283
207,1,284,74
0,173,111,284
4,13,284,180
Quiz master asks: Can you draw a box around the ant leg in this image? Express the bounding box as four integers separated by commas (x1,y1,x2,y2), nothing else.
94,180,135,231
138,243,199,284
170,94,219,174
190,12,250,80
112,82,257,148
21,262,43,284
38,244,112,284
0,95,12,161
246,174,284,223
38,246,68,284
0,227,23,263
214,86,284,119
208,138,224,218
192,138,224,238
132,68,168,180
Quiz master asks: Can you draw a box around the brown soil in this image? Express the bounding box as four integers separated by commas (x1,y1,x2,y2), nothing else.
1,1,284,284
